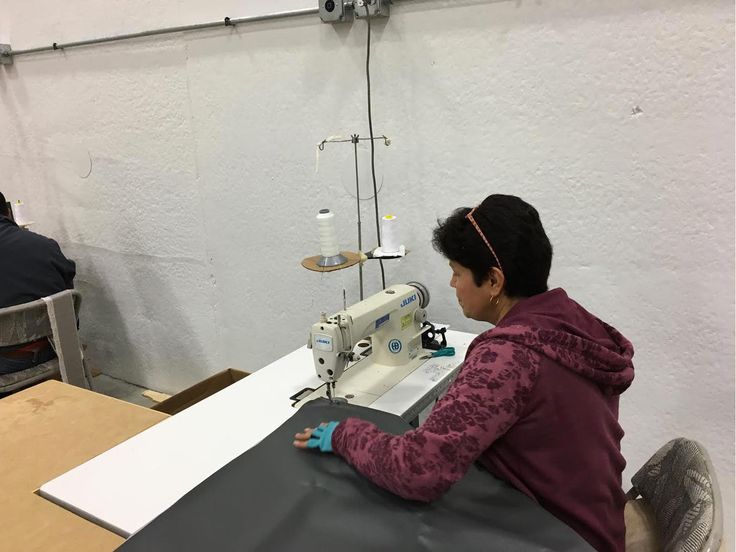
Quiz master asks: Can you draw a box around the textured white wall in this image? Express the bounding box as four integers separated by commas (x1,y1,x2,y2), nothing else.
1,0,733,544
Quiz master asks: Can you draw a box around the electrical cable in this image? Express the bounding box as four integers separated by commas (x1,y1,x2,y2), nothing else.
363,0,387,290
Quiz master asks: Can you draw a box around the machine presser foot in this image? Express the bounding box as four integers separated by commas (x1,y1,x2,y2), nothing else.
326,383,348,405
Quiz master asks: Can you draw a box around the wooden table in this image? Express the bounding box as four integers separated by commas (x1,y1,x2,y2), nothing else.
0,380,167,551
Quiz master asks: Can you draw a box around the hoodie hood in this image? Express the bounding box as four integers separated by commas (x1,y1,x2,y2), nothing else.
486,288,635,395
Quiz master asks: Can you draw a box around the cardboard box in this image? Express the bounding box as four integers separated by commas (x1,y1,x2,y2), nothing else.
152,369,250,415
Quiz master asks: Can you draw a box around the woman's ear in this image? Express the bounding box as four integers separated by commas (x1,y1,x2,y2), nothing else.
487,267,505,295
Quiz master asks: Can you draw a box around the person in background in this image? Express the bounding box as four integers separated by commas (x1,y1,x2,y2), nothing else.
294,194,635,552
0,191,76,375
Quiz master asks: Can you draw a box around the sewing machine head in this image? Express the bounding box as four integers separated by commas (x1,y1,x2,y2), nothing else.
307,282,430,398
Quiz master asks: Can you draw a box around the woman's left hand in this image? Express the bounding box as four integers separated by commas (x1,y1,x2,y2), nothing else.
293,426,318,449
293,421,340,453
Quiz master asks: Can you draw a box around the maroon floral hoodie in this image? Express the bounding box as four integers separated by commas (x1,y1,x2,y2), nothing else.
332,288,635,552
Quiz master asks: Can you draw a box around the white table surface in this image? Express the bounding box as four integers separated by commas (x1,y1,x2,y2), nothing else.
39,330,476,538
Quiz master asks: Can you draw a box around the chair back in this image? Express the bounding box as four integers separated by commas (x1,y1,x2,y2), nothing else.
0,291,82,346
0,290,86,392
630,438,723,552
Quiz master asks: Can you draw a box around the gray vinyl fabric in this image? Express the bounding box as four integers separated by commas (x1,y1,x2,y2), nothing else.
118,400,594,552
630,438,723,552
0,290,82,393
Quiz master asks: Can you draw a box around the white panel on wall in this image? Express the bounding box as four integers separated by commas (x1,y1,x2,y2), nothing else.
1,0,733,545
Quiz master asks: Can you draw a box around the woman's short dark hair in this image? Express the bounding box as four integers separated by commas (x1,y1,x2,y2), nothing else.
432,194,552,297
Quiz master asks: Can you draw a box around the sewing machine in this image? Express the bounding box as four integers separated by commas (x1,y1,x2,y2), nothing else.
295,282,434,408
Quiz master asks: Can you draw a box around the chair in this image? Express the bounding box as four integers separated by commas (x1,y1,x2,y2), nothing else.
625,438,723,552
0,289,91,394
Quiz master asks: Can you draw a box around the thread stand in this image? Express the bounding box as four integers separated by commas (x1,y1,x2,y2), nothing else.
315,134,395,300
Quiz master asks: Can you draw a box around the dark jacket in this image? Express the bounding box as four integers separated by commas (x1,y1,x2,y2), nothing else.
0,216,76,309
333,288,634,552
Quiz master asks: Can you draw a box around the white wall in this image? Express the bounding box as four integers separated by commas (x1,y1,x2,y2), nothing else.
1,0,733,544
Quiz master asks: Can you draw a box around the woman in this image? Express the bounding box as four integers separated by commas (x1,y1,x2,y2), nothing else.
294,194,635,552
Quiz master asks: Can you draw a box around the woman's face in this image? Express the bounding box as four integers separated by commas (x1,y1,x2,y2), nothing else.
449,261,490,321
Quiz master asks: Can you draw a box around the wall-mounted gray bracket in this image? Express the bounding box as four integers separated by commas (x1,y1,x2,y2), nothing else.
319,0,354,23
318,0,390,23
354,0,390,19
0,44,13,65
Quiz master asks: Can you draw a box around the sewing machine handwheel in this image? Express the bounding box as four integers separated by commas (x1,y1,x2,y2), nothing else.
407,281,430,308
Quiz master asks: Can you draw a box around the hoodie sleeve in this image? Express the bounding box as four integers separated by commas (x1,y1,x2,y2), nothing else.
331,338,539,502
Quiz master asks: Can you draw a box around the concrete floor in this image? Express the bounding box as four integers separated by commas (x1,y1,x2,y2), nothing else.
92,374,160,408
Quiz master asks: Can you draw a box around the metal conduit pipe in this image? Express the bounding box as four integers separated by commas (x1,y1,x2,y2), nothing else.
0,7,320,64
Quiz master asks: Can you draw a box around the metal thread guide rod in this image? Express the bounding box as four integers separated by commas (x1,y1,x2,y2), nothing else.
353,135,364,300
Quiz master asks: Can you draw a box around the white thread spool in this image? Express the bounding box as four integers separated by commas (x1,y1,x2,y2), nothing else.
316,209,347,267
380,214,401,254
317,209,339,257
